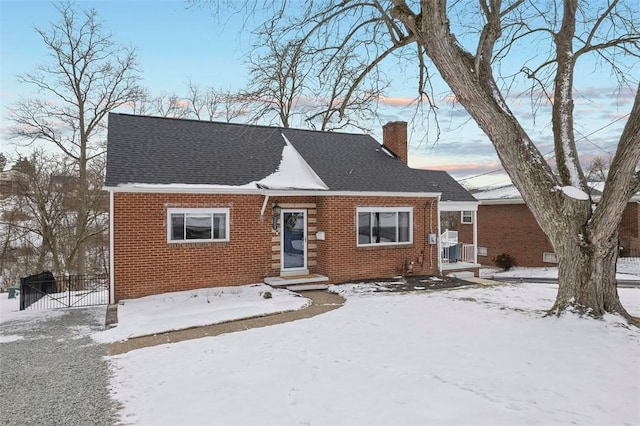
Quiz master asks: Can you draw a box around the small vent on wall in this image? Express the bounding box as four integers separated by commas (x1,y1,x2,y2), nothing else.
543,252,558,263
477,247,488,257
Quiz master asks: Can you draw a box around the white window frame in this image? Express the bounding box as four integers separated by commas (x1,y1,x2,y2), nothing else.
543,252,558,263
167,208,230,243
461,210,473,224
356,207,413,247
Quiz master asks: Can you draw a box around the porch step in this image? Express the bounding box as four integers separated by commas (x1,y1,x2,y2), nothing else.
285,284,329,291
447,271,475,278
264,274,329,288
460,277,498,286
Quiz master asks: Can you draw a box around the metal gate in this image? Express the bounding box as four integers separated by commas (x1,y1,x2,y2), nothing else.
19,273,109,310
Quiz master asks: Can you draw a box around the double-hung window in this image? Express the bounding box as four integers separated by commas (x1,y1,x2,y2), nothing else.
461,210,473,224
357,207,412,246
167,208,230,243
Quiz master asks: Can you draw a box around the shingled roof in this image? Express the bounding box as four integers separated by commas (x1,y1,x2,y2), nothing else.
105,113,286,187
105,113,475,202
410,169,477,202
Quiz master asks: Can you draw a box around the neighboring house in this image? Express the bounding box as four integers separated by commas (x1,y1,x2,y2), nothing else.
50,174,79,193
474,184,640,267
105,114,478,301
0,170,27,198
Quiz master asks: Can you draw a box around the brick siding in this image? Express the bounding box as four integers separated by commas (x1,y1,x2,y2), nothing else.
314,196,440,283
477,202,640,267
619,202,640,256
112,193,441,300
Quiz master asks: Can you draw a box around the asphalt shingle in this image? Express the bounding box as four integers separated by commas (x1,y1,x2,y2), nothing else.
105,114,285,187
105,113,475,202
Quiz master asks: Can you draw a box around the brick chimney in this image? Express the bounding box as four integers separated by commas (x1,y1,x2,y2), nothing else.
382,121,408,164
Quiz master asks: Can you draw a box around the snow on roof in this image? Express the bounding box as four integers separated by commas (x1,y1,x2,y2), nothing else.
475,181,639,202
116,133,329,192
115,182,260,191
473,185,522,200
256,134,329,190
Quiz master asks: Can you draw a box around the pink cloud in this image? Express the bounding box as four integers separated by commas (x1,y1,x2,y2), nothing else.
379,96,414,107
443,94,458,104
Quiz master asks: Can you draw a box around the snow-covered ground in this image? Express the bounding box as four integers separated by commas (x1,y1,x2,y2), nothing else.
2,272,639,425
105,282,639,426
92,284,309,343
482,257,640,281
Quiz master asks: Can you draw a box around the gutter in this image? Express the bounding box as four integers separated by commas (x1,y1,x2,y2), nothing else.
102,185,442,198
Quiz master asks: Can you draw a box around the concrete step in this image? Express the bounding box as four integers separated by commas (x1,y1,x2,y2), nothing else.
285,284,329,291
460,277,498,286
264,274,329,287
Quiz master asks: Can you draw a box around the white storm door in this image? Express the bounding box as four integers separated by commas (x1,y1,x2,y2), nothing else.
281,210,307,273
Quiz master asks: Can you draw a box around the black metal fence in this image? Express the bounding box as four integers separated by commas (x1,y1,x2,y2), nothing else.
19,272,109,310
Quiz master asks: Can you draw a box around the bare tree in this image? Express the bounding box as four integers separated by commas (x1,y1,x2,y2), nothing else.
185,80,248,122
131,90,191,118
586,156,611,183
242,21,383,130
0,195,35,285
218,0,640,321
0,150,108,282
8,1,143,274
305,47,384,131
243,25,310,127
1,151,69,277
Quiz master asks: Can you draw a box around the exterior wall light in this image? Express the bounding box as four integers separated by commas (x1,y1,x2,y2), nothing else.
272,202,281,231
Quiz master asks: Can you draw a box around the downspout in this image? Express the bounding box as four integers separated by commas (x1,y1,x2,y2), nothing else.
436,196,442,275
260,195,269,217
424,197,438,270
473,209,478,264
260,192,270,216
109,190,115,304
430,197,438,269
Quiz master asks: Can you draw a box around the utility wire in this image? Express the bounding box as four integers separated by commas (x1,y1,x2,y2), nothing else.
457,113,630,183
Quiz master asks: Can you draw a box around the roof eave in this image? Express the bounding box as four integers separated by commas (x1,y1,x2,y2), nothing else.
103,185,441,198
479,194,640,205
477,198,526,205
439,200,479,211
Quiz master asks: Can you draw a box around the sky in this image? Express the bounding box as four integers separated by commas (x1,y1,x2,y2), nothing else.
3,277,639,425
0,0,636,188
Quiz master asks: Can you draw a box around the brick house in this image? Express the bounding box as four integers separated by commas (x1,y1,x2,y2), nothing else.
0,170,27,198
474,184,640,267
105,113,478,301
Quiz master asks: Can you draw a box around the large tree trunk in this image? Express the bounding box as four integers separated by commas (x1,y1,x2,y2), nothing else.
551,225,630,319
388,1,640,321
75,162,88,275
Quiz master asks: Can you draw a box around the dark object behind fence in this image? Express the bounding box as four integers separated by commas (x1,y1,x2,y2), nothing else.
19,273,109,310
20,271,57,310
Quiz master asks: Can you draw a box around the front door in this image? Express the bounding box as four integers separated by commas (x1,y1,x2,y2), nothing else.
281,210,307,274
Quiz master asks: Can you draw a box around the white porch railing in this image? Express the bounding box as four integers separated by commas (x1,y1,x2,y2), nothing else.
441,229,458,246
461,243,475,262
441,229,475,263
441,243,476,263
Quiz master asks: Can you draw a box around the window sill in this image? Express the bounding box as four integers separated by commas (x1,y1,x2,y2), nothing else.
167,241,230,249
357,243,414,250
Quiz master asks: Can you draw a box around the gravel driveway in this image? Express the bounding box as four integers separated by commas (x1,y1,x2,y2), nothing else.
0,306,115,425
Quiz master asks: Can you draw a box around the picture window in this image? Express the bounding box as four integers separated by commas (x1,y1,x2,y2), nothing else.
357,207,413,246
167,208,229,243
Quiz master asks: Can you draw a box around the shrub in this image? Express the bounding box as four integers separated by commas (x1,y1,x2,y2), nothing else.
494,253,516,271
